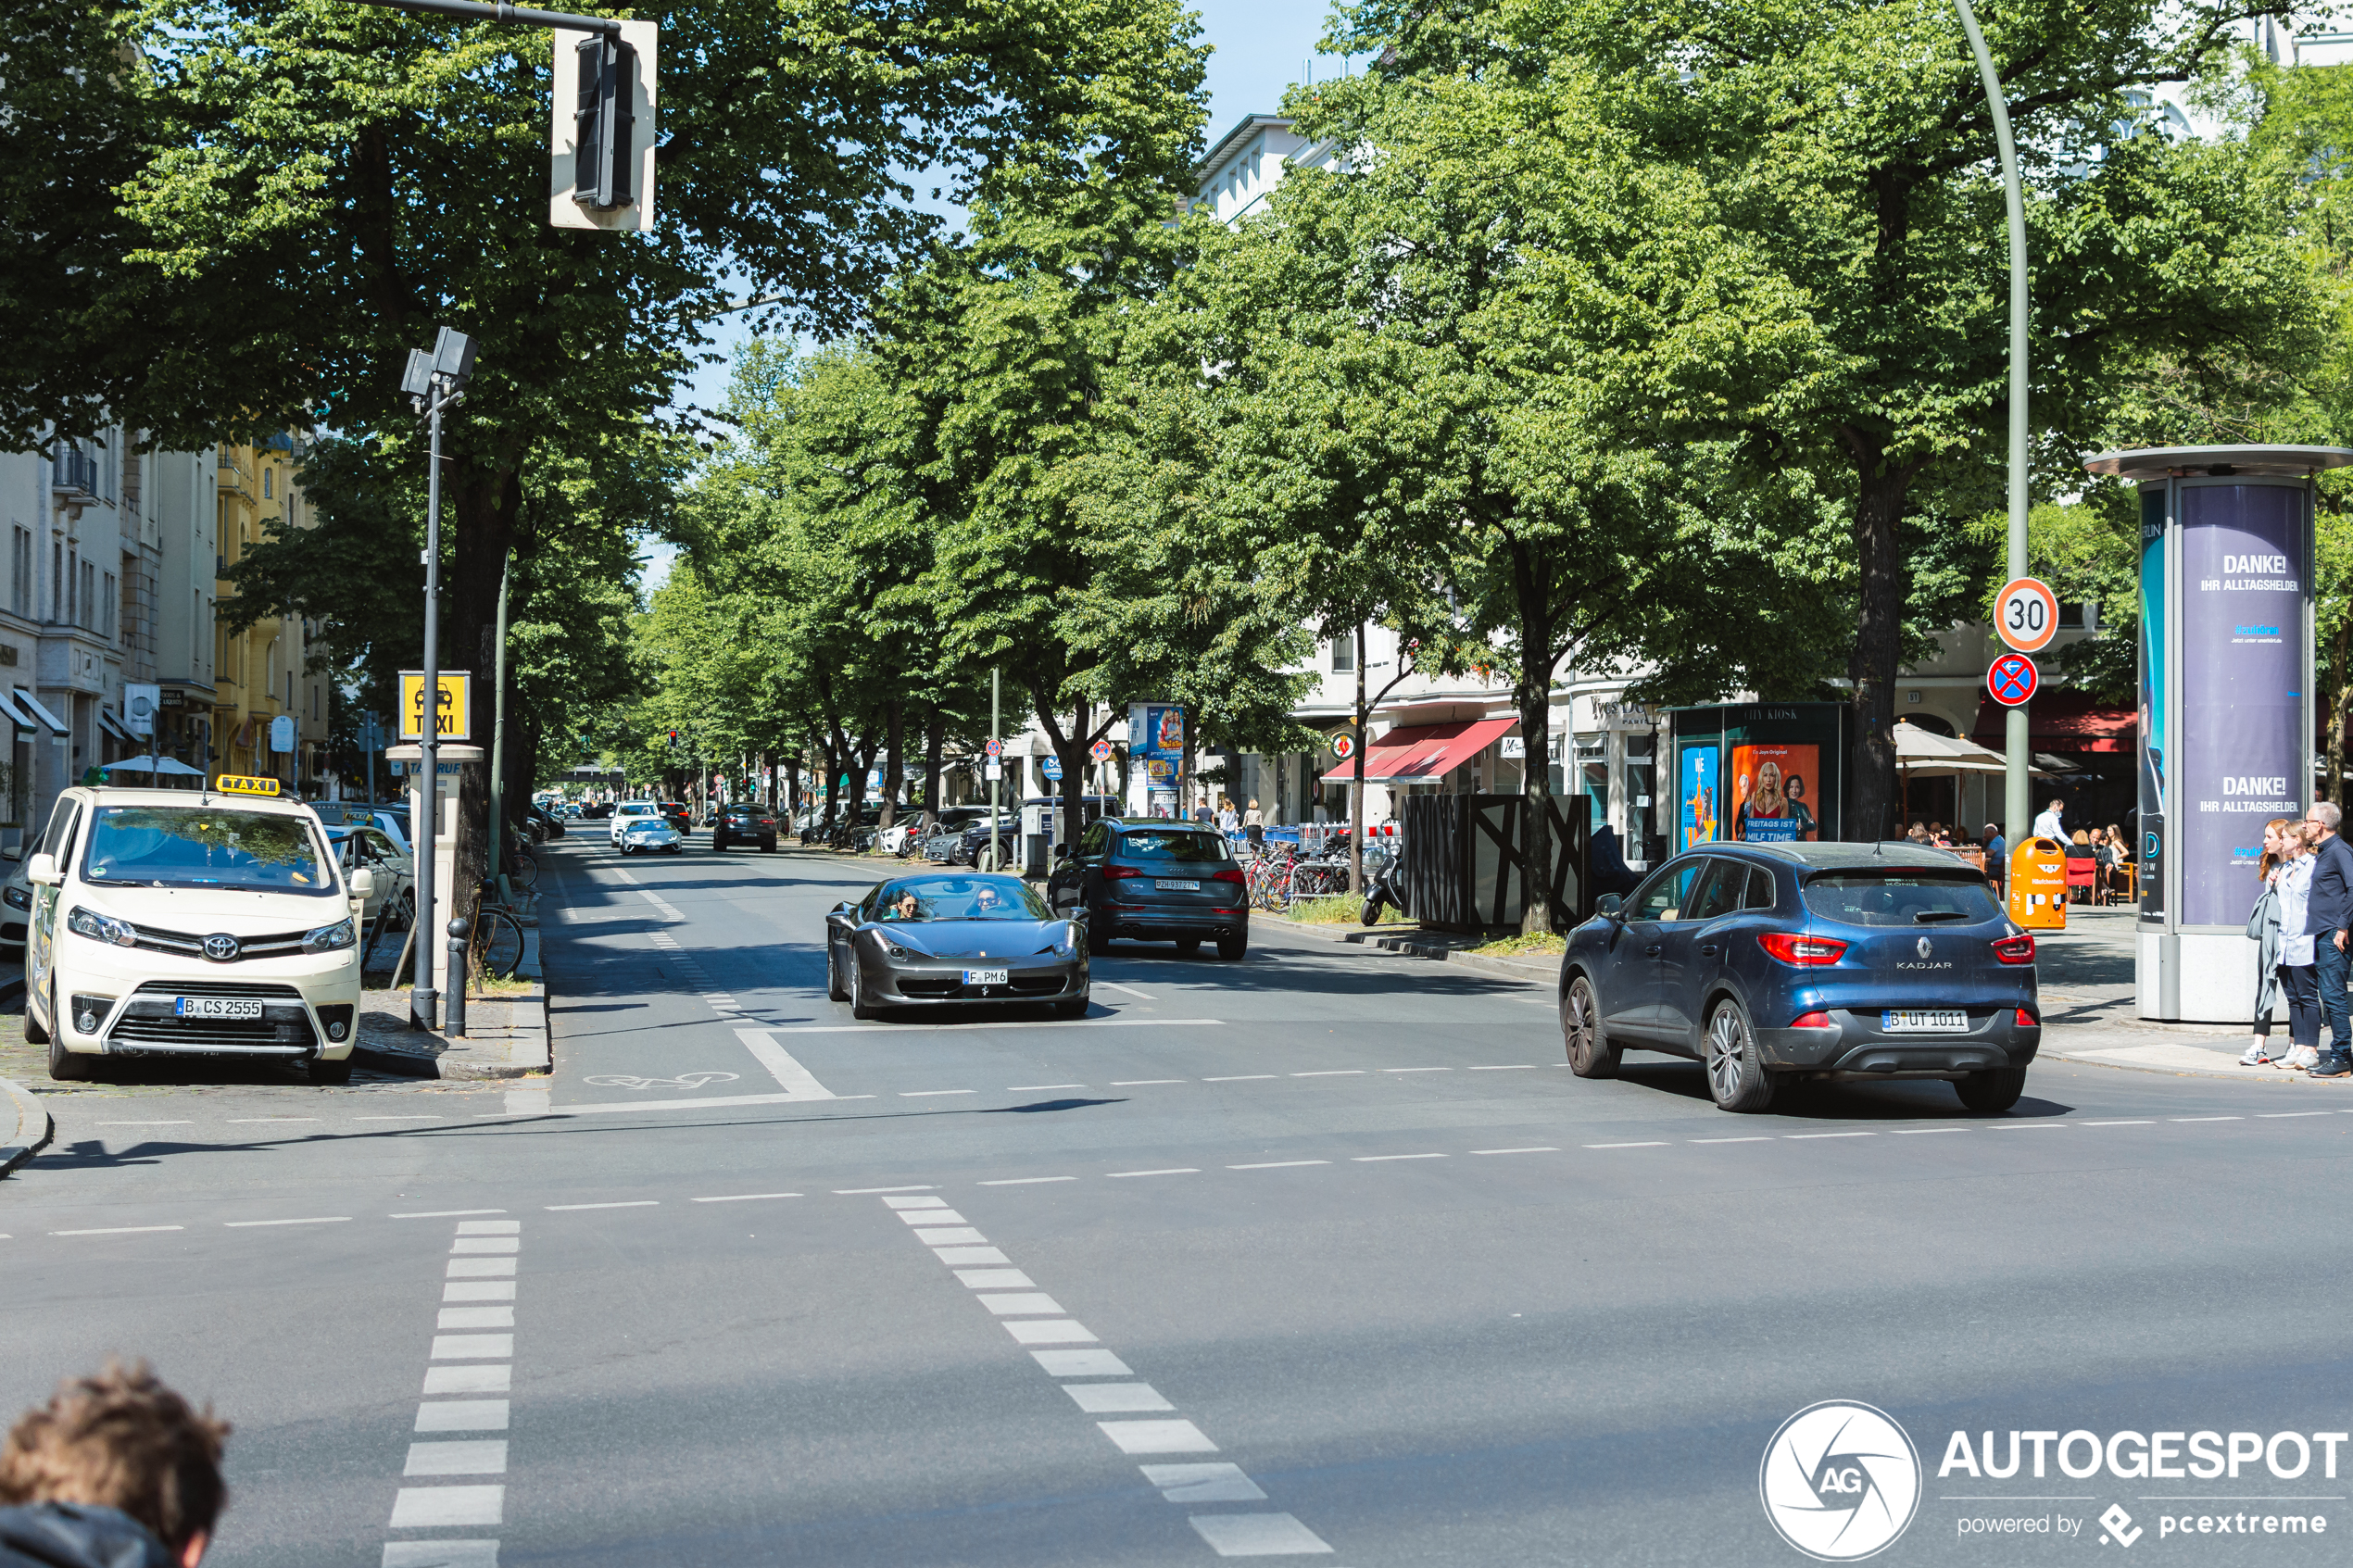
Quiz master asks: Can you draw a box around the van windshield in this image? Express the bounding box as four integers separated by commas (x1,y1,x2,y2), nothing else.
1802,872,1998,927
82,807,335,896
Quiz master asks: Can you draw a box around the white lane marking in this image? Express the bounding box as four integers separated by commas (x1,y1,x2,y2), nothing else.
914,1226,988,1244
690,1192,802,1203
224,1216,350,1228
1470,1147,1559,1155
545,1201,656,1210
882,1195,949,1208
423,1365,510,1395
229,1117,319,1123
979,1176,1077,1185
1065,1383,1174,1412
388,1486,503,1528
1892,1128,1968,1135
438,1307,514,1330
1784,1132,1875,1140
637,888,686,922
1292,1070,1363,1077
765,1018,1225,1034
1203,1074,1276,1083
1005,1319,1099,1345
975,1292,1066,1315
956,1269,1035,1288
1112,1079,1186,1085
384,1537,500,1565
1689,1136,1771,1145
1091,981,1154,1000
1383,1067,1450,1073
900,1089,975,1098
430,1335,513,1360
444,1282,515,1302
405,1440,509,1476
1353,1153,1445,1161
415,1401,509,1432
2171,1116,2244,1123
1100,1419,1217,1454
1009,1084,1087,1091
454,1241,519,1257
1189,1512,1333,1556
2078,1120,2157,1126
396,1210,508,1219
733,1029,838,1098
840,1185,937,1195
1034,1348,1132,1376
899,1210,966,1225
933,1246,1012,1265
447,1259,517,1278
1143,1462,1266,1503
1584,1142,1668,1149
1986,1123,2067,1130
52,1225,184,1236
1108,1168,1199,1178
1467,1064,1536,1072
2260,1110,2335,1118
1228,1160,1327,1170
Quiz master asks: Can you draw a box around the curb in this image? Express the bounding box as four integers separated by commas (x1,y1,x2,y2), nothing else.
350,921,550,1082
1258,914,1558,987
1,1073,54,1180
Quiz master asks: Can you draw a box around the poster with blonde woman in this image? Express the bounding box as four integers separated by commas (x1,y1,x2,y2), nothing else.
1730,745,1820,842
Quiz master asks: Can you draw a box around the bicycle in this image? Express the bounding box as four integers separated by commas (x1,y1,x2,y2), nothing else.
471,902,528,981
503,834,539,891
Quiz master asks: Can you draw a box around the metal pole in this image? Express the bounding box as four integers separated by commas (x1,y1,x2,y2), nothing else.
986,666,1000,872
488,547,511,904
1953,0,2031,843
412,383,445,1031
340,0,621,34
445,918,468,1035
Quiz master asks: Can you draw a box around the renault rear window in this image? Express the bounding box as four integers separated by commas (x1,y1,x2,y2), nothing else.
1802,872,1999,927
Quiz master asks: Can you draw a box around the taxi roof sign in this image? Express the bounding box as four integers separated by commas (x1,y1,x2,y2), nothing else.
215,774,283,797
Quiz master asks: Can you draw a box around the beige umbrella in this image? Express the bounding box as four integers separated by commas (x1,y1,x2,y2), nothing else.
1891,721,2053,829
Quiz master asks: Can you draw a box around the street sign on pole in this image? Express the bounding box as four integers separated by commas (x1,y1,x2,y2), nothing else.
399,671,473,740
1331,733,1356,760
1994,576,2058,654
1988,653,2038,708
984,738,1003,759
1088,739,1114,763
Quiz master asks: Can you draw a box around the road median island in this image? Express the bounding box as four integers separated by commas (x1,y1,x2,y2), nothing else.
0,1070,54,1179
355,923,551,1082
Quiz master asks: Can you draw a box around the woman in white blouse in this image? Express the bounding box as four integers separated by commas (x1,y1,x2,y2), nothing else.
2273,822,2322,1070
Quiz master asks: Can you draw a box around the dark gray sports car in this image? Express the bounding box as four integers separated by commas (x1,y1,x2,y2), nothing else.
824,872,1089,1020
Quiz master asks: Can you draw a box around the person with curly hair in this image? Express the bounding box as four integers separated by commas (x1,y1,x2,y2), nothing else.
0,1361,228,1568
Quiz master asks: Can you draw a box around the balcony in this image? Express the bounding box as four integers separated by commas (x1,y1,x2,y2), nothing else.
51,446,98,501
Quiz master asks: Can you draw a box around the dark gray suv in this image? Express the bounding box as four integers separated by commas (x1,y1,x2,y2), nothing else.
1046,818,1249,959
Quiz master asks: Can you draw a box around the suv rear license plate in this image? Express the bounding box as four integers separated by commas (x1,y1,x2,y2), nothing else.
963,969,1010,986
1154,879,1200,891
175,997,263,1020
1882,1010,1967,1033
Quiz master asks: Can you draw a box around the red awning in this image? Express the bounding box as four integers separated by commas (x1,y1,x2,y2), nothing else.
1320,718,1518,784
1969,693,2135,754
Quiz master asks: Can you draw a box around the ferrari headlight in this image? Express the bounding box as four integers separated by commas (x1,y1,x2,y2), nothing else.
888,943,910,959
1054,922,1076,955
67,905,136,947
303,919,358,954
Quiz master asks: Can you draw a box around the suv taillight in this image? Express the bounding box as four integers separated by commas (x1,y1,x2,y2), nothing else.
1211,867,1245,884
1992,932,2035,965
1757,932,1847,966
1104,865,1143,879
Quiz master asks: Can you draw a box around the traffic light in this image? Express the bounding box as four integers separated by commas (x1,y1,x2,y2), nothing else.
549,21,658,233
572,32,635,209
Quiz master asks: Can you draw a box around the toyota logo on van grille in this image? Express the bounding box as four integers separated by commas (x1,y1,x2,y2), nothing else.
202,934,241,961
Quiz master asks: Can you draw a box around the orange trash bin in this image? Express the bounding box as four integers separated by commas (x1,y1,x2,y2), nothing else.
2007,837,2069,929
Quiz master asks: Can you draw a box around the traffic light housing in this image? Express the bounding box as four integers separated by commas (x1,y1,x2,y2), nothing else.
549,21,657,232
572,32,634,209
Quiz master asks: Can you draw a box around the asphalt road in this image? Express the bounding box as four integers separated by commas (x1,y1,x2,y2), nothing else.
4,837,2350,1568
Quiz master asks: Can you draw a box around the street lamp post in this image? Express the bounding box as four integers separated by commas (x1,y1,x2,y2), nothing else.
1952,0,2032,841
397,328,476,1031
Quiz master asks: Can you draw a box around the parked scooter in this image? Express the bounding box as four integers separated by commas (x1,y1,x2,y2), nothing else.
1361,840,1406,925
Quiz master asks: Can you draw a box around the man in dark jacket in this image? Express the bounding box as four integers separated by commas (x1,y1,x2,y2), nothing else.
0,1363,226,1568
2304,801,2353,1076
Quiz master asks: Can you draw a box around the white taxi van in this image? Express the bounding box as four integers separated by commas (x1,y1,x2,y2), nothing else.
24,776,371,1085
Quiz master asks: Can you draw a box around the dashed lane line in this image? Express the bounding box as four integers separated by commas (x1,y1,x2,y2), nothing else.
689,1193,802,1203
223,1216,351,1228
1109,1168,1200,1178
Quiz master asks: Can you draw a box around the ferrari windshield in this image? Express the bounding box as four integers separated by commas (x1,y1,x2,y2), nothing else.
81,806,335,896
873,875,1052,922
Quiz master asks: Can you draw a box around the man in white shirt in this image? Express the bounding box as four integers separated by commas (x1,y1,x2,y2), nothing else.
2031,798,2065,842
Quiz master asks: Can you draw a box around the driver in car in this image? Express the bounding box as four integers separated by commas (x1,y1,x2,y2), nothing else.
972,884,1012,917
887,889,923,922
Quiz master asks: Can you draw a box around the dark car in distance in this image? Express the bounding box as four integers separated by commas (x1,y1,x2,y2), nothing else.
1046,817,1248,960
657,800,691,834
1558,842,2038,1113
825,872,1088,1019
713,803,778,852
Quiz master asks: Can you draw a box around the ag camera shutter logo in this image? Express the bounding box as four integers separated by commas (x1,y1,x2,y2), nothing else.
1760,1400,1921,1561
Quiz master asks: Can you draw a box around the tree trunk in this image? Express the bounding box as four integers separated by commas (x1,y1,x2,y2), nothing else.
1350,621,1367,897
2331,618,2350,805
1510,541,1557,935
922,704,945,829
1846,458,1910,842
880,697,903,829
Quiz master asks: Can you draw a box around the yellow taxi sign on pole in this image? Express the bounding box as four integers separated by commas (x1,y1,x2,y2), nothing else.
399,671,472,741
215,774,282,797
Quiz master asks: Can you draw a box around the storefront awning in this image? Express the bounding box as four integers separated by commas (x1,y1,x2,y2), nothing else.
1969,693,2134,754
11,688,66,736
98,707,133,743
1319,718,1518,784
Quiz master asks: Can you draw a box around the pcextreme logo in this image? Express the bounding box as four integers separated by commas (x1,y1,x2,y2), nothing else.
1762,1401,1923,1561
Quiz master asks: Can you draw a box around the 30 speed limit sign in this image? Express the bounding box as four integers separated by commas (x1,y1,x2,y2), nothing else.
1994,576,2059,654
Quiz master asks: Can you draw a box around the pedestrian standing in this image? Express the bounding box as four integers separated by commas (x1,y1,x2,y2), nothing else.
2032,797,2066,843
2301,800,2353,1077
2273,822,2323,1070
0,1361,229,1568
2242,818,2295,1066
1982,822,2007,897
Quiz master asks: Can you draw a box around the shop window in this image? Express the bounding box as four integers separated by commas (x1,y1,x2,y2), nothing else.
1330,637,1353,672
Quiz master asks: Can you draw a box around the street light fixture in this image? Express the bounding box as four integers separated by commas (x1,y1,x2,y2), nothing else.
400,326,474,1030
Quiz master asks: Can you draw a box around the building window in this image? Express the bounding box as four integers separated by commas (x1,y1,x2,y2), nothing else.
51,541,60,621
103,572,117,641
79,559,94,631
262,468,272,500
1330,636,1353,672
9,528,27,618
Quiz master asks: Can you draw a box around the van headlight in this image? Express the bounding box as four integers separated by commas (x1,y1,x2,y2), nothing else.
67,905,136,947
3,885,30,911
302,919,357,954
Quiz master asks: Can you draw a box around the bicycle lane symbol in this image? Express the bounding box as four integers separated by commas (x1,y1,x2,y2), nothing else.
581,1072,742,1092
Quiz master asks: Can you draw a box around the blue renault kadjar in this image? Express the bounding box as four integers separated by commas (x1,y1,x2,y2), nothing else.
1558,842,2038,1112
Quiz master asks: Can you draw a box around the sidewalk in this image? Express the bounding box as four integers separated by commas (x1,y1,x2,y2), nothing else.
354,926,551,1081
1256,911,1559,988
1,1070,52,1178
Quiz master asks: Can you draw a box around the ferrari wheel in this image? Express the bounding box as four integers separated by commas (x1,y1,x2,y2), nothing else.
848,950,879,1021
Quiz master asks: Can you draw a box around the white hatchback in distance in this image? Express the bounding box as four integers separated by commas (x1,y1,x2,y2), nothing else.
610,800,659,847
24,784,371,1085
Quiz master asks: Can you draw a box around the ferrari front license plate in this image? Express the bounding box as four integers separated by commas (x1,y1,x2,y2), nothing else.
175,997,263,1020
1154,879,1200,891
1882,1010,1967,1033
963,969,1010,986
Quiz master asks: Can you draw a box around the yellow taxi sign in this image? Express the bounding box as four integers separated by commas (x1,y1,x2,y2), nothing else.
215,773,282,797
399,671,472,741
